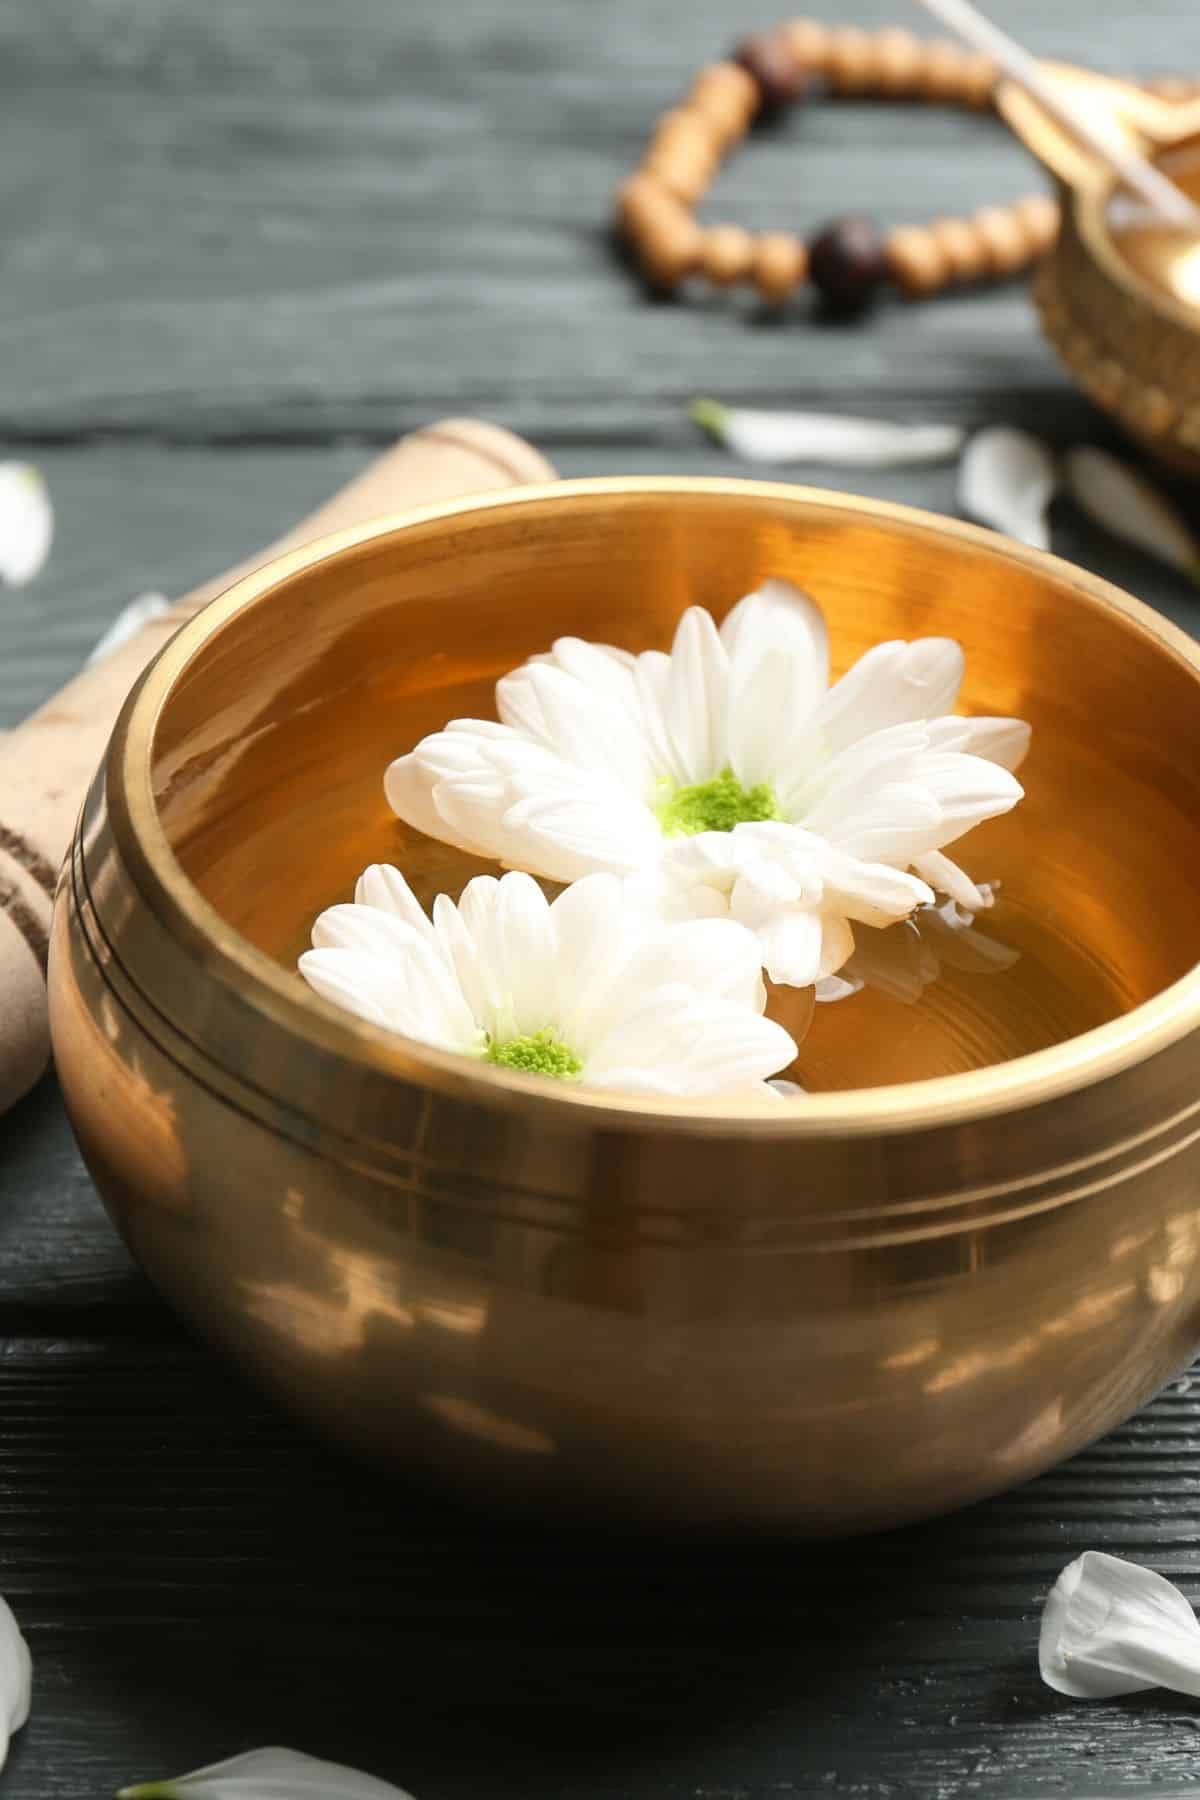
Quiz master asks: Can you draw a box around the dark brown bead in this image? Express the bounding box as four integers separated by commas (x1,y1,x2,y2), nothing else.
807,215,888,312
733,31,810,114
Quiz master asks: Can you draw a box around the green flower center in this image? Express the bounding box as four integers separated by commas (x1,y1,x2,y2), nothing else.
486,1028,583,1080
656,766,780,837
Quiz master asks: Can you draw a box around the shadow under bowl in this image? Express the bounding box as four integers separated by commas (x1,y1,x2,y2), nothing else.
48,477,1200,1534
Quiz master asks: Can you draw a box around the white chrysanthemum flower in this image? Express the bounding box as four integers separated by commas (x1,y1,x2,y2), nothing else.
299,866,796,1098
385,581,1028,988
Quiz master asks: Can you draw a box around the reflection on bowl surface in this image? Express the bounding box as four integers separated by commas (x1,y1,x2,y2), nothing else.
47,478,1200,1533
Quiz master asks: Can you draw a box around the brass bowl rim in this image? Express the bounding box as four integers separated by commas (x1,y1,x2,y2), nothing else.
107,475,1200,1139
1072,133,1200,336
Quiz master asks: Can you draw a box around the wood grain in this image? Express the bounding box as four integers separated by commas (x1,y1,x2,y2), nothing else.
1,1335,1200,1798
0,0,1194,438
2,0,1200,1791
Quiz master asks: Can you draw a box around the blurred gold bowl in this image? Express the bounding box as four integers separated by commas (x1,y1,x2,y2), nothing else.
998,68,1200,472
48,478,1200,1534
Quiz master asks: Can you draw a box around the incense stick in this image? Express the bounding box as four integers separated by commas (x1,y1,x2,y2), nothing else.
915,0,1200,226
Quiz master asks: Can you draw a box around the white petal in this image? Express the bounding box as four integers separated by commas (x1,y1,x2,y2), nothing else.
87,591,170,663
500,785,661,881
725,638,799,789
633,649,687,784
1065,447,1200,581
751,908,824,988
311,903,421,957
918,752,1023,844
353,864,439,940
958,426,1058,550
396,724,655,885
656,829,745,887
534,637,641,711
807,768,944,864
1040,1552,1200,1700
622,917,767,1015
117,1745,414,1799
0,463,53,585
663,606,728,783
0,1595,30,1773
815,640,964,751
924,714,1031,772
491,868,557,1038
299,939,478,1051
431,889,493,1029
812,740,1021,864
438,872,550,1043
910,850,989,911
384,742,494,856
496,661,648,793
584,983,796,1096
816,910,856,979
723,585,829,788
720,579,829,710
823,851,934,927
813,973,863,1004
691,399,963,467
548,873,633,1013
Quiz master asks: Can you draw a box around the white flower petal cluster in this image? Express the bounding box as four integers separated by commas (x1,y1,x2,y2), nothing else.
301,866,796,1098
385,580,1027,987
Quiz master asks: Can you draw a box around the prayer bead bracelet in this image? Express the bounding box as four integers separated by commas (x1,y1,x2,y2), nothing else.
613,19,1200,310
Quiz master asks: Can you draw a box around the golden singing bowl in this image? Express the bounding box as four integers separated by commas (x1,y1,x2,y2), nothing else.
47,478,1200,1535
998,66,1200,472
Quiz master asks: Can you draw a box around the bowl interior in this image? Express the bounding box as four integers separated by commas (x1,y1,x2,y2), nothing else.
1101,130,1200,321
145,480,1200,1093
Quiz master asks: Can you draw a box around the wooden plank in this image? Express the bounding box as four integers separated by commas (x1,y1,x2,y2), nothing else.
7,426,1200,729
0,1334,1198,1799
0,0,1194,436
0,1078,149,1321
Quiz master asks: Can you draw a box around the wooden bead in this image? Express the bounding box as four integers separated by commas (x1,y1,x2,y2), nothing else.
702,224,757,286
781,17,830,74
972,205,1031,275
931,216,987,283
644,108,719,205
734,30,808,113
1012,193,1060,255
809,215,887,310
959,51,998,107
647,108,719,166
872,28,924,96
825,26,877,94
616,175,704,290
885,225,949,297
1087,357,1126,406
1132,385,1176,436
918,39,968,101
687,62,759,148
754,231,808,301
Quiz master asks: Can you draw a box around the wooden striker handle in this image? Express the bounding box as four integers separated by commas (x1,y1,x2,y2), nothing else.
1,418,556,1115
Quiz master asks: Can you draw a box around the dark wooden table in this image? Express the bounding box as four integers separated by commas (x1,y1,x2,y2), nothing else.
4,0,1200,1793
